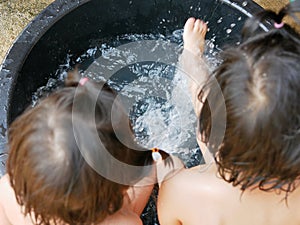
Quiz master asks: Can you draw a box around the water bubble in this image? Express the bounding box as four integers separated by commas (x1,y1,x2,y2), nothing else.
172,29,183,39
217,17,223,23
230,23,236,28
242,1,248,7
226,29,232,34
238,16,242,21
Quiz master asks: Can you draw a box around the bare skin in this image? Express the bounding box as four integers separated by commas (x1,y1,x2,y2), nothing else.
0,174,151,225
183,17,207,56
157,17,300,225
0,154,183,225
178,17,213,163
179,17,210,117
158,164,300,225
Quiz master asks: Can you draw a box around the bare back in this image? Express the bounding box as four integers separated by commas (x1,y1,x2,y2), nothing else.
158,164,300,225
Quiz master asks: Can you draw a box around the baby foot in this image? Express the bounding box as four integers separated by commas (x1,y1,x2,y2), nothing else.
183,17,207,56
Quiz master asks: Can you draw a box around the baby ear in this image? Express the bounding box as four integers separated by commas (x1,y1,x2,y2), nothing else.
65,65,81,87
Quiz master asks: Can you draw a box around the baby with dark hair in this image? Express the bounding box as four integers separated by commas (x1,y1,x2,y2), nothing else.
0,69,182,224
158,1,300,224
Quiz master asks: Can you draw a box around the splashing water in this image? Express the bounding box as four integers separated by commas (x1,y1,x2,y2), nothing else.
83,32,219,166
119,62,197,155
0,153,8,177
32,31,220,167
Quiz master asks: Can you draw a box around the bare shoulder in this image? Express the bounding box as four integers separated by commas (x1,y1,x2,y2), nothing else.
159,164,232,206
157,164,227,224
0,174,12,198
0,174,13,225
0,174,19,205
0,174,10,186
164,164,223,188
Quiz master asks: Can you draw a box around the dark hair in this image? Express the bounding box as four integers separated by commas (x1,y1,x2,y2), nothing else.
7,69,171,224
200,1,300,193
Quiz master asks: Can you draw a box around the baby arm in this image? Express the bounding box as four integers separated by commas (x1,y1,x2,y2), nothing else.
126,183,154,216
126,154,184,216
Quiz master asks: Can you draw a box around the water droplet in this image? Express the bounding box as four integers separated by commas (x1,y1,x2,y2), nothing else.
209,42,215,49
242,1,247,7
238,16,242,21
190,6,193,10
217,17,223,23
230,23,236,28
226,29,232,34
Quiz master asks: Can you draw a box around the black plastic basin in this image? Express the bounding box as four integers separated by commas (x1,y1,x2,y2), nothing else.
0,0,269,175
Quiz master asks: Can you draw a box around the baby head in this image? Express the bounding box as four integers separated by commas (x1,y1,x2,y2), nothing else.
7,70,155,224
199,1,300,192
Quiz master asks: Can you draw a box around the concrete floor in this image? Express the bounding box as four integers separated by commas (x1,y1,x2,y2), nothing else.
0,0,291,65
